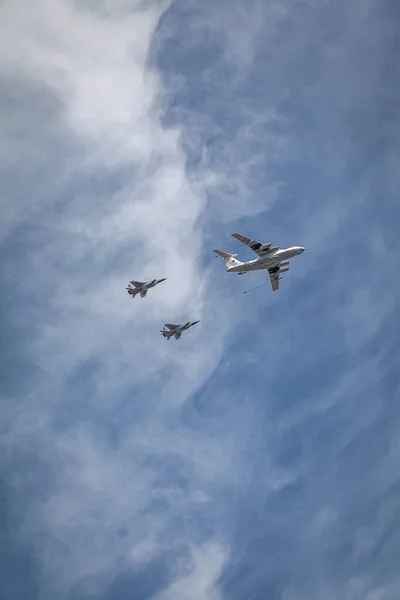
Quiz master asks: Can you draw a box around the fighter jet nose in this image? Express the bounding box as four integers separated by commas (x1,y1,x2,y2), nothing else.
299,247,305,254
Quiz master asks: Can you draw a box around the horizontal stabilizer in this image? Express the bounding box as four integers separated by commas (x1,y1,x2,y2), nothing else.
214,249,237,259
280,267,289,273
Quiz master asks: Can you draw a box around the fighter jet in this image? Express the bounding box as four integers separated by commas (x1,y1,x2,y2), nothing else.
126,278,167,298
214,232,305,291
160,321,200,340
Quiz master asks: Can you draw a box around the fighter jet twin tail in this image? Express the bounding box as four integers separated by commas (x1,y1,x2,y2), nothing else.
127,232,305,340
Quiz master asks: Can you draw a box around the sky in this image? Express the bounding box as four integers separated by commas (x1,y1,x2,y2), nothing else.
0,0,399,599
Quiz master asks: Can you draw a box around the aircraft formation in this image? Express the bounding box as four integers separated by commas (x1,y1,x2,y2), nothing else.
127,232,305,340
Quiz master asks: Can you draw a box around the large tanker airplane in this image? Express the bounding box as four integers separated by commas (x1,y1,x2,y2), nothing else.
214,233,304,291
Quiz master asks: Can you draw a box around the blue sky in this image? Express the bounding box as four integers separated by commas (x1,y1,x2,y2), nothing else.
1,1,399,599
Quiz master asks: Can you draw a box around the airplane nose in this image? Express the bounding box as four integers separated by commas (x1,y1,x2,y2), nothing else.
299,247,305,254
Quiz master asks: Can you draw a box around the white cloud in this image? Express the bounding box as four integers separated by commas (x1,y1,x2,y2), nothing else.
157,542,227,600
0,1,250,597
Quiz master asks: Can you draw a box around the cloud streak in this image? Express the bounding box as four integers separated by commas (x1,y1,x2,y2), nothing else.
0,1,253,598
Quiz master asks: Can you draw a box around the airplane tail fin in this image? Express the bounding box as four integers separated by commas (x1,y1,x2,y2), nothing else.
214,249,243,270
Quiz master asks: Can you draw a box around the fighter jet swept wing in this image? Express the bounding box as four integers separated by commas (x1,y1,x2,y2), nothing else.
140,290,147,298
174,332,182,340
164,323,176,330
130,280,145,287
232,233,276,257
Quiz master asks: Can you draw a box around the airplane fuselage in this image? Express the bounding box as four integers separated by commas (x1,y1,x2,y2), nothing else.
161,321,195,334
127,278,166,296
161,320,200,340
227,246,304,273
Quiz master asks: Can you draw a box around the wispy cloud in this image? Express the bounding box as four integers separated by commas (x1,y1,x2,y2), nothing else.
157,542,227,600
0,1,254,597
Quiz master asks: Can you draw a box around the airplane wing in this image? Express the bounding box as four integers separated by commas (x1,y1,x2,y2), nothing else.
232,233,273,257
174,331,182,340
130,280,145,287
268,262,290,292
164,323,176,330
268,269,280,292
140,289,147,298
